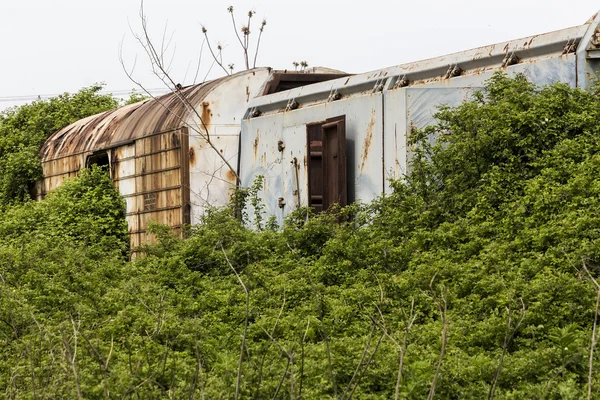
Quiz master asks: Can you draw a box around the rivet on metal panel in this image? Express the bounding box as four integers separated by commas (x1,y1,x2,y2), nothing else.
444,65,463,79
327,89,342,102
590,27,600,48
563,38,579,54
501,51,519,67
285,99,299,111
394,75,410,88
250,108,262,118
372,79,385,93
277,140,285,152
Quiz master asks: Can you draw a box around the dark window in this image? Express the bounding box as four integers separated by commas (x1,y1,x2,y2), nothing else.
86,151,110,171
261,73,350,95
307,115,347,212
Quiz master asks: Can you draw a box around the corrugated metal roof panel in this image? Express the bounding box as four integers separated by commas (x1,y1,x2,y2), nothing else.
40,73,238,162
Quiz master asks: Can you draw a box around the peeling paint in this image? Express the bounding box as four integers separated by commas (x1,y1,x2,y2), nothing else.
253,133,260,159
360,110,376,172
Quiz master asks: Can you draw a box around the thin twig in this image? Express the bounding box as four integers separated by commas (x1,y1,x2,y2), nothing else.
396,299,416,400
341,321,376,400
346,333,384,399
299,318,310,399
228,8,246,62
427,284,447,400
202,31,230,76
488,299,526,400
254,290,286,398
582,260,600,400
192,38,206,84
221,244,249,400
253,20,266,68
120,28,241,184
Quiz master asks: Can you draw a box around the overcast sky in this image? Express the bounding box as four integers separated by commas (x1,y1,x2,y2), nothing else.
1,1,599,110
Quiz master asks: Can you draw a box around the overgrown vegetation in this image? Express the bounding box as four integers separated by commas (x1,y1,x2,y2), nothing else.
0,85,119,206
3,74,600,398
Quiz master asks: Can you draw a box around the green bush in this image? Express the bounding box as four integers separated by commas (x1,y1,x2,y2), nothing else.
3,73,600,398
0,85,118,206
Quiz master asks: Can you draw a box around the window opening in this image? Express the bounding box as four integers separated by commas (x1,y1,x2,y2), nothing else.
86,151,111,174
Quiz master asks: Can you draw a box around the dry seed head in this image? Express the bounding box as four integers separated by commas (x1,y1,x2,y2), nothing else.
227,6,233,13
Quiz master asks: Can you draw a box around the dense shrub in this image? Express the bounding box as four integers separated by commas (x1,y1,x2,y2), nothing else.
3,74,600,398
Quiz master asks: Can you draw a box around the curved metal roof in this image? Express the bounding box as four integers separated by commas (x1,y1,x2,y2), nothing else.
40,70,255,163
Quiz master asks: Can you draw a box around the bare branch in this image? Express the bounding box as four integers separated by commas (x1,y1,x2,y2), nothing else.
62,316,83,400
201,26,230,76
396,299,416,400
120,28,241,185
347,333,384,399
488,299,526,400
427,286,447,400
341,320,376,400
228,6,246,56
582,260,600,400
253,19,266,68
193,38,206,84
299,318,310,399
221,244,248,400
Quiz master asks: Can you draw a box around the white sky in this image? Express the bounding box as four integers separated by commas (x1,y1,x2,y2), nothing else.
1,1,599,110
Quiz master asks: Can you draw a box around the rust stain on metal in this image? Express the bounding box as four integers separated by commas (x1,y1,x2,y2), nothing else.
360,110,376,172
226,169,237,183
246,86,250,102
201,101,211,130
188,146,196,166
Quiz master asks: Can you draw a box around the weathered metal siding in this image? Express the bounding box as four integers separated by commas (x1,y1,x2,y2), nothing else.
39,68,273,250
39,154,86,196
112,129,189,250
241,97,383,224
240,93,384,225
187,69,272,223
240,12,600,221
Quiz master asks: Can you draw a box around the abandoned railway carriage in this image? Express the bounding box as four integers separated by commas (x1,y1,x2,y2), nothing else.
39,68,345,248
39,11,600,247
239,11,600,225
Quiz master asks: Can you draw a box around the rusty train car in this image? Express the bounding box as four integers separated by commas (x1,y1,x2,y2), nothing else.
39,12,600,246
239,12,600,225
38,68,345,248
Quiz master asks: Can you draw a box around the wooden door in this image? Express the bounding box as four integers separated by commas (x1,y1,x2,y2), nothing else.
307,115,347,211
